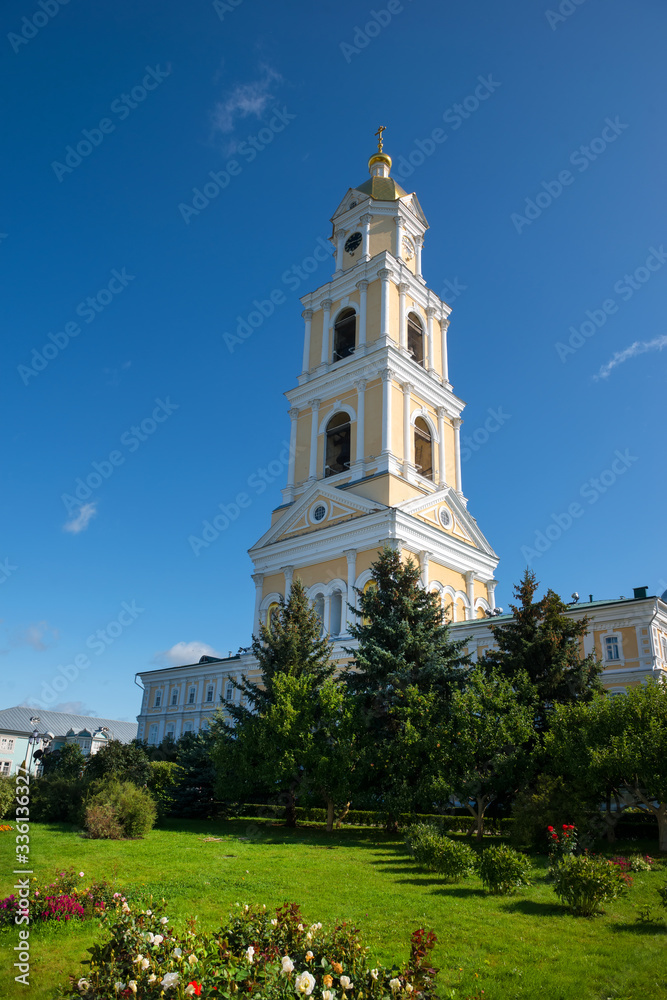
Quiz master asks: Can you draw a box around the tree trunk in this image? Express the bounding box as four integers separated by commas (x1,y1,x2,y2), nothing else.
335,801,351,829
326,799,334,833
658,803,667,853
285,788,298,828
465,797,489,842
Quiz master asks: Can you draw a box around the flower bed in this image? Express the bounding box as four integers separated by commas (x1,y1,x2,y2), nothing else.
62,900,438,1000
0,866,124,927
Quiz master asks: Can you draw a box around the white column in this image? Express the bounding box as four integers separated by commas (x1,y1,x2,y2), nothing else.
287,408,299,488
402,382,412,475
453,417,463,494
309,399,321,479
335,229,347,273
398,282,408,350
414,234,423,278
283,565,294,596
356,280,368,348
487,579,497,612
344,548,357,631
436,406,446,486
379,269,391,343
323,594,331,635
465,570,475,621
394,215,404,257
252,573,264,634
320,300,332,365
361,214,372,260
440,317,450,383
301,310,313,374
426,307,436,372
381,368,392,455
354,379,366,466
420,550,430,589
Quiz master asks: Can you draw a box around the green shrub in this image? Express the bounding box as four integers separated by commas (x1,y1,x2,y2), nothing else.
31,777,85,824
551,853,631,916
85,781,156,839
0,775,14,819
654,882,667,910
147,761,185,820
405,824,476,881
476,844,532,895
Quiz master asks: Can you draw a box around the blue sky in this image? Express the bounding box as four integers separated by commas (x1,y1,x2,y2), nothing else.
1,0,665,722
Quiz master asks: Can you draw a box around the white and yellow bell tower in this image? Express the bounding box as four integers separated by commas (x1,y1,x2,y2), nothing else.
249,131,499,660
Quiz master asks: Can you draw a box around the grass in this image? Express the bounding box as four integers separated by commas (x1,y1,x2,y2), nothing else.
1,819,667,999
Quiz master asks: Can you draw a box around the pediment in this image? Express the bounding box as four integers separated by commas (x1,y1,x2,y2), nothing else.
250,483,386,552
330,187,372,222
397,488,496,556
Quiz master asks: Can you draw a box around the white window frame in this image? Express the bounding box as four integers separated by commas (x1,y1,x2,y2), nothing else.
148,724,159,745
206,685,214,703
188,687,196,705
0,759,11,775
604,635,621,662
661,636,667,662
171,689,178,706
154,690,162,707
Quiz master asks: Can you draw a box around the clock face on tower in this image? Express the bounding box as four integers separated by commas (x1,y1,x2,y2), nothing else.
344,232,362,255
402,236,415,261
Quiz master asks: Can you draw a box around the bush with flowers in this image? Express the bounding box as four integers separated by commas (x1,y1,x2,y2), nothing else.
56,898,439,1000
546,824,577,866
551,852,632,916
0,866,125,928
404,824,476,882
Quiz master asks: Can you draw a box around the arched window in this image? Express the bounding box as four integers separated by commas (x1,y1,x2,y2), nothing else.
407,313,424,366
414,417,433,480
333,308,356,363
325,412,351,477
313,593,325,635
362,580,376,626
267,602,280,630
330,590,343,636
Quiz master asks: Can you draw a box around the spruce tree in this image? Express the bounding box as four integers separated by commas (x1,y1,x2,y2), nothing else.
481,568,603,730
345,546,470,825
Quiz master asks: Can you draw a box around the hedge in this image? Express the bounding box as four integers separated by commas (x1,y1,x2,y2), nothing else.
235,804,515,835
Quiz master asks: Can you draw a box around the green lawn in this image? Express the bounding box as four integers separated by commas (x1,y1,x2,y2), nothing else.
1,820,666,999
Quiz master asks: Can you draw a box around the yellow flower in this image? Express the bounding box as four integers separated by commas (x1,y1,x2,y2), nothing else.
332,963,343,975
323,975,333,987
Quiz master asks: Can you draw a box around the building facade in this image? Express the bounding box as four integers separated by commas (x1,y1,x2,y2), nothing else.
135,142,666,743
0,707,137,776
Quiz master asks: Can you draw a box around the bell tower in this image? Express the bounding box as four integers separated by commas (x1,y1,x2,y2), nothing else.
249,133,499,659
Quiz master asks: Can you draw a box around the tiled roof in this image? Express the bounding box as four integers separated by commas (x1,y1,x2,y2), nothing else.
0,706,137,742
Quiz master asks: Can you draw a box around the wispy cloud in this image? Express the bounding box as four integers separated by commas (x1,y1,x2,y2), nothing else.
154,640,223,667
16,621,59,651
594,334,667,380
20,698,98,717
63,502,97,534
211,65,281,136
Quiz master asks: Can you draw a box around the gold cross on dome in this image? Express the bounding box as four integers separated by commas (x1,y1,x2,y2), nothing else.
374,125,386,152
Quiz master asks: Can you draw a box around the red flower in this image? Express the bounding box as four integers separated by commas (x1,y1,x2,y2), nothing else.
547,826,554,832
562,824,568,830
551,833,558,839
188,984,202,997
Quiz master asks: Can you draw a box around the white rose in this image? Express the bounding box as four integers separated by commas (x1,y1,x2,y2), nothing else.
173,947,183,958
340,977,353,991
114,984,125,994
298,924,305,931
389,979,401,993
77,979,89,992
153,935,164,946
371,970,379,981
406,986,414,994
295,972,316,995
161,972,180,990
246,946,255,963
146,933,155,944
146,909,152,916
148,975,157,984
305,951,314,962
128,982,137,995
188,954,197,967
282,956,295,974
185,987,196,996
133,955,143,965
141,959,150,970
306,933,313,942
323,992,334,1000
271,919,278,926
122,903,130,914
160,916,169,925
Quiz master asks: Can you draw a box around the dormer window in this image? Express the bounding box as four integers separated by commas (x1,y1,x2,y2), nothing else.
332,309,356,362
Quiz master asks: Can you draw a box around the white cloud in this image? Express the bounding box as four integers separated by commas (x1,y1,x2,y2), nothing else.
19,699,98,717
154,641,223,667
594,334,667,380
211,65,281,135
16,620,59,651
63,502,97,534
